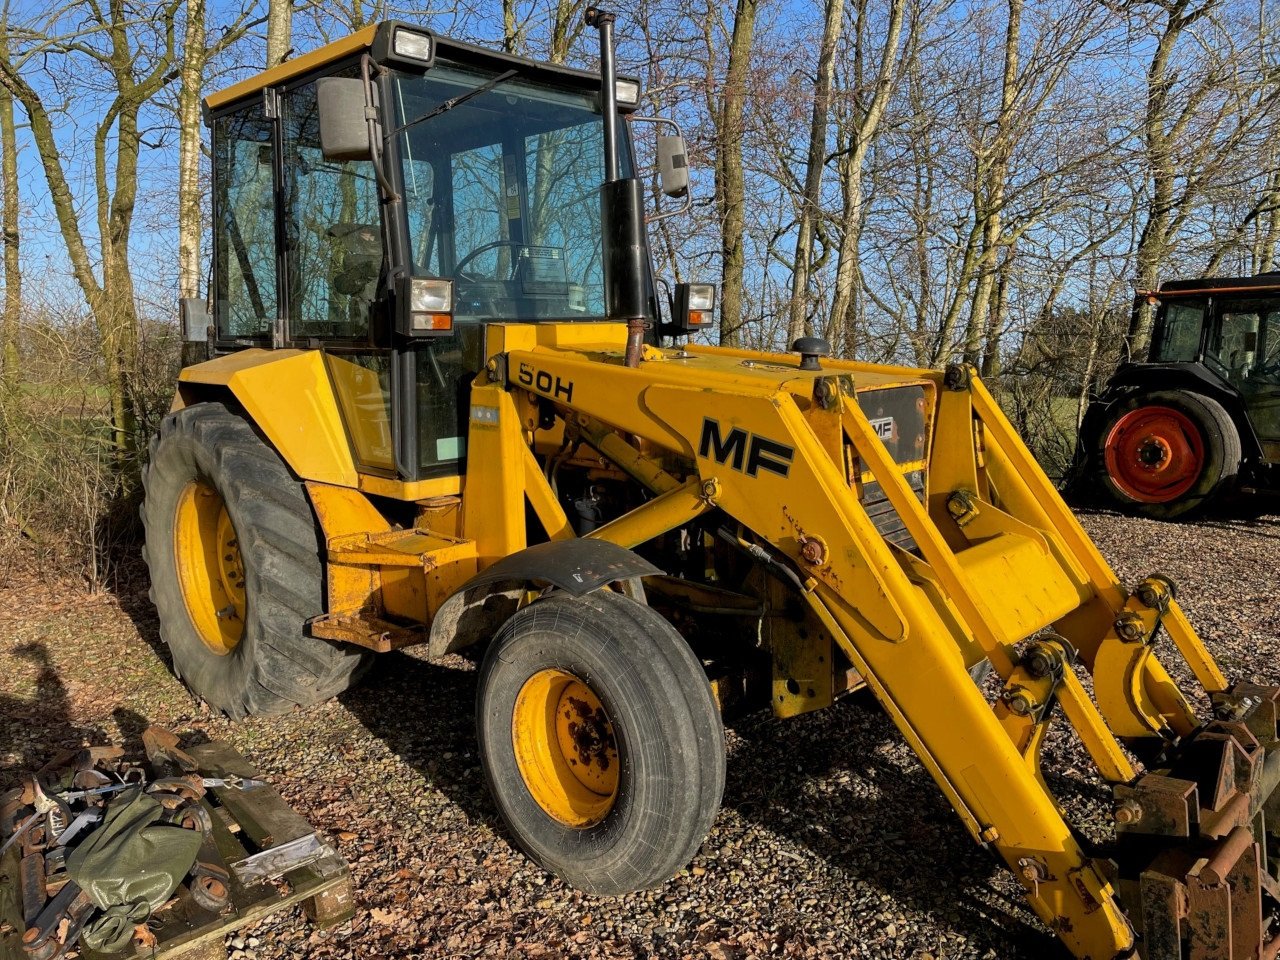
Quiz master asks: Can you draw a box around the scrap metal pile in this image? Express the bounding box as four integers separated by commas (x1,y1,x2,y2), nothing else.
0,727,345,960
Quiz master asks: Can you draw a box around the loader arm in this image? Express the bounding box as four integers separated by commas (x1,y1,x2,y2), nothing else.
473,330,1280,959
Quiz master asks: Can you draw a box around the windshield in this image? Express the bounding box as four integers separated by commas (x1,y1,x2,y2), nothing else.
392,62,631,322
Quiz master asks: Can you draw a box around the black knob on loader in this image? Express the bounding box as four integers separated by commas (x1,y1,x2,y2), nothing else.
792,337,831,372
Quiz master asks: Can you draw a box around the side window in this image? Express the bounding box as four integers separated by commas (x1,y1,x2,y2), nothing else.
282,76,384,341
1152,302,1204,363
1210,300,1263,386
213,107,277,340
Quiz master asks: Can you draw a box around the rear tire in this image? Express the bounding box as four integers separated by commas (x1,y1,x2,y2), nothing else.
1094,390,1241,520
141,401,372,719
476,591,725,895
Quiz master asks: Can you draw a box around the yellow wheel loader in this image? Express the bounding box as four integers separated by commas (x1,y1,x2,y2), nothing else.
145,11,1280,957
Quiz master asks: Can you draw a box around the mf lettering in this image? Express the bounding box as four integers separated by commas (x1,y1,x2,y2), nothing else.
698,418,794,478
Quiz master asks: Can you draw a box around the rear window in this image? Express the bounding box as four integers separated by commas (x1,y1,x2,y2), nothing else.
1151,301,1204,362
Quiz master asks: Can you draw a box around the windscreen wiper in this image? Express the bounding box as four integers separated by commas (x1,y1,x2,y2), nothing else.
395,69,520,135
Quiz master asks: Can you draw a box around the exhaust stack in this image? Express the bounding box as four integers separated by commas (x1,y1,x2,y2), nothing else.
586,7,648,368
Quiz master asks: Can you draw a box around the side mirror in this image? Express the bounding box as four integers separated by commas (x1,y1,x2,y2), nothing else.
656,134,689,199
180,298,211,342
317,77,373,163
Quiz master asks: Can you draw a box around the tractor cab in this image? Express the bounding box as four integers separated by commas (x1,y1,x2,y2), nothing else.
1076,273,1280,517
191,21,696,485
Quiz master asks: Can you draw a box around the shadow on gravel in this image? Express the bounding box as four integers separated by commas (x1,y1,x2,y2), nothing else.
338,650,497,828
723,696,1062,957
109,571,172,671
0,648,172,793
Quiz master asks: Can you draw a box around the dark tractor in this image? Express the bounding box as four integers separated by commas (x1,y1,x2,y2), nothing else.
1077,272,1280,518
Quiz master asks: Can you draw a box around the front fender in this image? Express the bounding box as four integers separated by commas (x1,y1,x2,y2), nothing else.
175,349,359,487
427,539,662,658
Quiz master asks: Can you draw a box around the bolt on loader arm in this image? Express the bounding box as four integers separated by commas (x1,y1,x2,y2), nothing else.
475,330,1280,959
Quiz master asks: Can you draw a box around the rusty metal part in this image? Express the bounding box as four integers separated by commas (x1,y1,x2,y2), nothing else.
18,853,46,927
189,860,232,913
943,363,971,391
21,880,90,960
798,535,828,566
1112,693,1280,955
147,775,207,803
142,725,200,774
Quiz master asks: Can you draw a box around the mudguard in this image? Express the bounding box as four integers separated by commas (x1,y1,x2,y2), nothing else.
427,539,662,658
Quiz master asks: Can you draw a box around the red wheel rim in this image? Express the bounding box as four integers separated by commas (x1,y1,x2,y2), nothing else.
1104,405,1205,503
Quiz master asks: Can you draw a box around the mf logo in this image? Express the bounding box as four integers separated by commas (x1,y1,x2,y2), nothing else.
868,416,895,441
698,418,794,478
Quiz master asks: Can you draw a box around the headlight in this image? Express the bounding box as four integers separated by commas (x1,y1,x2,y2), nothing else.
615,78,641,107
393,29,434,63
399,277,453,335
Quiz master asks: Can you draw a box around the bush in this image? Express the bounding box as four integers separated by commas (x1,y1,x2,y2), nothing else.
0,310,180,589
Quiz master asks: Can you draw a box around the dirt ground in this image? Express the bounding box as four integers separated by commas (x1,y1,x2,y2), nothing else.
3,505,1279,960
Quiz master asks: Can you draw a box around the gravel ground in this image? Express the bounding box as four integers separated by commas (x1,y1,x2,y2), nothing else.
2,503,1279,960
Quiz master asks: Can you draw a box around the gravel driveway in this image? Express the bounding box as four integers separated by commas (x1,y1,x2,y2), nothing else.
2,504,1278,959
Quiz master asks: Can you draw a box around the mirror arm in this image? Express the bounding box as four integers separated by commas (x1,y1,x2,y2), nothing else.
361,54,399,203
630,115,692,224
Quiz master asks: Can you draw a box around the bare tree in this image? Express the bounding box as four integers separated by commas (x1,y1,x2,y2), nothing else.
786,0,847,344
709,0,758,346
827,0,911,356
0,10,19,395
0,0,184,455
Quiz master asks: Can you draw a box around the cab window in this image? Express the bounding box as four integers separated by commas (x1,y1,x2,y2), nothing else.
1151,301,1204,363
281,73,385,341
1207,299,1280,386
212,106,278,340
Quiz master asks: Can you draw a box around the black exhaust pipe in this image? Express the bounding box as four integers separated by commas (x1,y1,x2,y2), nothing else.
587,7,648,367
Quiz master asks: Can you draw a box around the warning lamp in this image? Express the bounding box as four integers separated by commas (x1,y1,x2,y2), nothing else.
398,277,454,336
666,282,716,336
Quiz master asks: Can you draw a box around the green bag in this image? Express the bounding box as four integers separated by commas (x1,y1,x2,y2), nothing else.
66,787,203,952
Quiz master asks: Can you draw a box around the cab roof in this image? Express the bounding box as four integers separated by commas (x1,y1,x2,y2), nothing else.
1152,271,1280,298
205,21,633,114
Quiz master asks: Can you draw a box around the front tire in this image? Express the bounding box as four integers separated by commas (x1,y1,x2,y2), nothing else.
141,401,372,718
1094,390,1242,519
476,591,725,895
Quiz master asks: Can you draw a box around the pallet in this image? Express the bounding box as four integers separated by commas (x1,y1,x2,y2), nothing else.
0,740,354,960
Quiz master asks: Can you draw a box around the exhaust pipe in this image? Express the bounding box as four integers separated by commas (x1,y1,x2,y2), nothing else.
587,7,648,368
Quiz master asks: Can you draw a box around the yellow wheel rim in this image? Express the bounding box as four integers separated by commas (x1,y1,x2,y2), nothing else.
512,669,620,828
173,480,246,656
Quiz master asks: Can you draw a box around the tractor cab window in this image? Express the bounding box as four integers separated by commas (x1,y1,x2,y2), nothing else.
212,107,278,340
1206,298,1280,387
1151,301,1205,363
282,74,385,341
390,60,638,475
393,62,633,322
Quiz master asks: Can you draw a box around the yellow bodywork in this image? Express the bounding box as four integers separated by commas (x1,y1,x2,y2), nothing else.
175,319,1255,957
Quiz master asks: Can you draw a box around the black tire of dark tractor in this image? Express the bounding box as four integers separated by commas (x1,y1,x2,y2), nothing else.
141,401,372,719
476,590,726,895
1093,390,1242,520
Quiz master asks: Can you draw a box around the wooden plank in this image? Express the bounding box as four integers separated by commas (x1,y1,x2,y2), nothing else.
185,743,260,781
210,784,314,849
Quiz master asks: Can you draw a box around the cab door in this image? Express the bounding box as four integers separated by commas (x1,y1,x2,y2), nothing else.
1209,297,1280,459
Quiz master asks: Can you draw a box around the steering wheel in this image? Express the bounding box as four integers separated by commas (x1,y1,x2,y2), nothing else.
453,240,523,281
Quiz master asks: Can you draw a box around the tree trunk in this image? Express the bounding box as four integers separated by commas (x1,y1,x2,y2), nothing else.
715,0,758,347
829,0,908,358
177,0,206,302
787,0,847,344
0,28,19,395
267,0,291,68
962,0,1020,367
